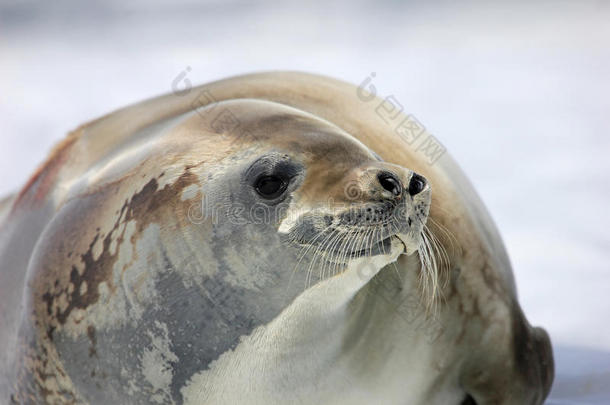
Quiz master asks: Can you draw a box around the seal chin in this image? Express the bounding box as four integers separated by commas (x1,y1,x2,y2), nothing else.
322,233,410,267
343,236,407,283
395,234,409,255
316,233,370,261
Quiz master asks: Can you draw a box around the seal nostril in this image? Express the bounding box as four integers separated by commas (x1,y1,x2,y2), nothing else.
408,173,427,196
378,173,402,197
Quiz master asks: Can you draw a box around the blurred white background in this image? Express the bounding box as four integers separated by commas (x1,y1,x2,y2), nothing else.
1,0,609,403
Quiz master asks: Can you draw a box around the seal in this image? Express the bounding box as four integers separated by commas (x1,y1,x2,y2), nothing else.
0,72,553,404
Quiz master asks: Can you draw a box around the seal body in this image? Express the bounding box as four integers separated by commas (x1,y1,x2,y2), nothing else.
0,72,553,404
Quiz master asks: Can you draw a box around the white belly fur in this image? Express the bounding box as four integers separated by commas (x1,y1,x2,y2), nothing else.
181,241,462,405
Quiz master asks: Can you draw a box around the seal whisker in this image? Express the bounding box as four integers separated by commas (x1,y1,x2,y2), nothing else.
289,224,330,277
322,227,348,278
419,233,432,308
332,228,356,277
329,228,350,277
336,228,356,271
289,222,335,287
307,230,340,288
425,231,440,313
319,226,347,281
423,225,451,292
312,226,346,282
387,221,403,281
312,229,336,283
335,226,363,266
427,216,461,258
348,227,370,272
344,226,364,263
378,222,401,280
409,213,439,313
418,229,438,314
423,227,442,298
303,229,332,289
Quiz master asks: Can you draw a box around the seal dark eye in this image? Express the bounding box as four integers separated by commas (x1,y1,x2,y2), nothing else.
255,175,287,199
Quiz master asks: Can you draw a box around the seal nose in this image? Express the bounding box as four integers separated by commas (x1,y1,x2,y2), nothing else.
377,172,402,197
408,173,427,196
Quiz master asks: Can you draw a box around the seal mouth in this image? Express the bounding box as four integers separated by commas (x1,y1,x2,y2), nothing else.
282,198,429,265
319,232,406,263
327,234,395,258
395,234,409,254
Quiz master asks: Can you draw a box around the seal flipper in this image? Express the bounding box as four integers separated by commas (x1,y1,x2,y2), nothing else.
460,302,555,405
511,317,555,403
531,326,554,400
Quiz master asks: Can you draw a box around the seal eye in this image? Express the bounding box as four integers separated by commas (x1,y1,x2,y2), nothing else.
255,175,287,199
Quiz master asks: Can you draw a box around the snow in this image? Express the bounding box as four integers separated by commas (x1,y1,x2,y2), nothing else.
1,1,608,402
